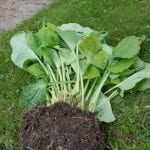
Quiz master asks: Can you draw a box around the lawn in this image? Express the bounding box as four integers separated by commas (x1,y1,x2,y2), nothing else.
0,0,150,149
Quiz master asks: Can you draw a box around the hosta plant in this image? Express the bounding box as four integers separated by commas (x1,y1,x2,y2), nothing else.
10,23,150,123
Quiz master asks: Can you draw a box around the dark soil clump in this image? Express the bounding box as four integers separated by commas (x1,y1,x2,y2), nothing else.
20,102,106,150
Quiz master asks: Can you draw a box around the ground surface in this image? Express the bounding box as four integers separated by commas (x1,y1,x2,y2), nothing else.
20,102,105,150
0,0,52,32
0,0,150,149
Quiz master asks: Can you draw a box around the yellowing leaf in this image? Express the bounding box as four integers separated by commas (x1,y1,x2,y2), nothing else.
79,34,107,68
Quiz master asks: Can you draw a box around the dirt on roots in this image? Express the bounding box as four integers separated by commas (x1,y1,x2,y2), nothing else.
20,102,106,150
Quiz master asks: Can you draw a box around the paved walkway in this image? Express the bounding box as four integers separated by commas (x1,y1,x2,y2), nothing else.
0,0,53,32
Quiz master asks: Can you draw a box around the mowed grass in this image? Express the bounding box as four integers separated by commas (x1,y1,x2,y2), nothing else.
0,0,150,149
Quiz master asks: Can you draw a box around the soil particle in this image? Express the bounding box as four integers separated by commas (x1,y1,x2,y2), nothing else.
0,0,53,32
20,102,106,150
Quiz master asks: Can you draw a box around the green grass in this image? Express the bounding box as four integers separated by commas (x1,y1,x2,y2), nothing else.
0,0,150,149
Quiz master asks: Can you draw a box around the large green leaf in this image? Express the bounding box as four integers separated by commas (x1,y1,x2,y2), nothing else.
57,47,76,65
118,63,150,96
113,36,142,58
23,80,47,108
23,61,45,76
108,58,134,73
83,64,100,79
59,23,108,43
58,29,80,51
94,93,115,122
79,34,107,68
38,47,61,67
59,23,93,37
36,26,59,47
10,32,39,68
26,32,40,51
